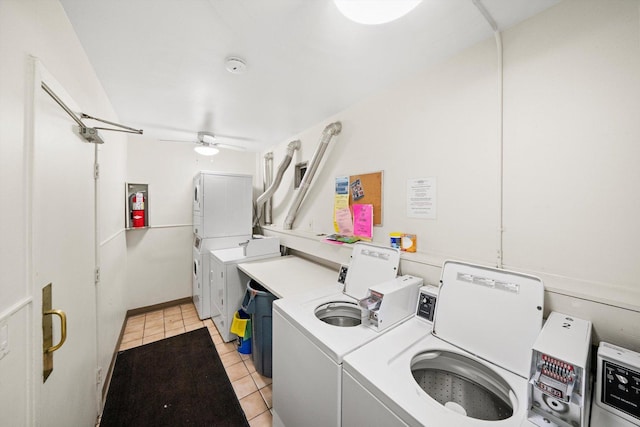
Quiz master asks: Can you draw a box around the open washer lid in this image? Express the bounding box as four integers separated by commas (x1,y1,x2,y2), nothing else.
343,243,400,300
433,260,544,378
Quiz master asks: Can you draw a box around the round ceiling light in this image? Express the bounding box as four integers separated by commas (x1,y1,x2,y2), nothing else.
334,0,423,25
194,145,219,156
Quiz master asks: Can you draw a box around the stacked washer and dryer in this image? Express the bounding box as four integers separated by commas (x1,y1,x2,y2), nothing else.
192,171,253,320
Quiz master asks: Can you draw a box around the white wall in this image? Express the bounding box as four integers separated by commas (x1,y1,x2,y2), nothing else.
0,0,129,423
501,0,640,301
124,137,258,309
260,0,640,351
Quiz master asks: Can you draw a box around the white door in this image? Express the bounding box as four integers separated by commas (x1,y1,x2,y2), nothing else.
31,62,98,426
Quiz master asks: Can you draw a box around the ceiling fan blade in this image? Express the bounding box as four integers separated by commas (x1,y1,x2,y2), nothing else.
213,133,255,143
159,138,194,143
214,142,246,151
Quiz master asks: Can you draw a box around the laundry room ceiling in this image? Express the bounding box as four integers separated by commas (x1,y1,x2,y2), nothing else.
60,0,560,151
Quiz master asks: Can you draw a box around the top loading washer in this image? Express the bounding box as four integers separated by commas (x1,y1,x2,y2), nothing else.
342,260,545,427
273,243,421,427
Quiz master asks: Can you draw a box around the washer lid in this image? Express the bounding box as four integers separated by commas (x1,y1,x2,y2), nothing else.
433,260,544,378
343,243,400,300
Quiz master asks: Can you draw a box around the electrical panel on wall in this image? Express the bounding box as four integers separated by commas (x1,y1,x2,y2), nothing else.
126,183,149,229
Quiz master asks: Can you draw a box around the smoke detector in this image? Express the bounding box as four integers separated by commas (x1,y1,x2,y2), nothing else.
225,57,246,74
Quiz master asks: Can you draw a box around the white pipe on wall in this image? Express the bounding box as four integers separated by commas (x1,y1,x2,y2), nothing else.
495,30,504,269
472,0,504,268
283,121,341,230
263,152,274,225
254,140,301,226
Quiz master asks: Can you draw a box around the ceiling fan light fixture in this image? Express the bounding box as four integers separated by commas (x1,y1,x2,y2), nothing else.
334,0,423,25
198,131,216,144
194,145,219,156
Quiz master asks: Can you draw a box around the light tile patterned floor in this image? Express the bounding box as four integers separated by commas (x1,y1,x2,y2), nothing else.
119,302,273,427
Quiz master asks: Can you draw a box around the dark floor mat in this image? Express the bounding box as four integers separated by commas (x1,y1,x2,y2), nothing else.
100,327,249,427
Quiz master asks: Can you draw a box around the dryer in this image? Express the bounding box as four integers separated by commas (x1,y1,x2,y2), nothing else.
192,171,252,239
272,243,420,427
342,260,545,427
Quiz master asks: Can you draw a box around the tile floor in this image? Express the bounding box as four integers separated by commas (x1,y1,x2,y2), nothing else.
118,302,273,427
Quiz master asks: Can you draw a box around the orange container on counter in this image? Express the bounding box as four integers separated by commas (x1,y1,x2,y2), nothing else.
401,234,417,252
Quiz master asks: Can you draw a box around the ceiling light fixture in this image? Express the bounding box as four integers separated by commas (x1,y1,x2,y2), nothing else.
194,145,219,156
194,131,220,156
333,0,423,25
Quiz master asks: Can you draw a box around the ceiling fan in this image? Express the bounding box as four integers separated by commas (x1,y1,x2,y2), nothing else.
161,131,247,156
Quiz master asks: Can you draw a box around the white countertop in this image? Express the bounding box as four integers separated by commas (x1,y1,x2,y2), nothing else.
237,255,339,299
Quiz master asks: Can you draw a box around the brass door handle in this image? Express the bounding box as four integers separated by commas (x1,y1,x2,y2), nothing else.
43,309,67,353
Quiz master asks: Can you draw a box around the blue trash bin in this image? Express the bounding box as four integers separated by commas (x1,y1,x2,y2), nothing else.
241,279,276,377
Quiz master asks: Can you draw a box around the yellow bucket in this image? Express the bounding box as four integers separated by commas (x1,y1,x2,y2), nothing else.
230,310,249,337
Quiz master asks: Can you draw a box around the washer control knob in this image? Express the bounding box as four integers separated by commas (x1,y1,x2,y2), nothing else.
616,374,629,384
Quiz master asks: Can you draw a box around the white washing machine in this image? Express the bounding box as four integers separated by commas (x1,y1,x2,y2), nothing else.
209,237,281,342
193,235,252,320
342,260,545,427
273,243,421,427
192,236,219,320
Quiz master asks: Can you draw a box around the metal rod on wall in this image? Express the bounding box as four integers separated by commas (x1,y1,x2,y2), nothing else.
41,82,85,128
81,113,142,134
41,83,143,138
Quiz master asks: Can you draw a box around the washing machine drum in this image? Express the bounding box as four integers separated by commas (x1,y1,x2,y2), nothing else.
411,350,515,421
314,301,361,327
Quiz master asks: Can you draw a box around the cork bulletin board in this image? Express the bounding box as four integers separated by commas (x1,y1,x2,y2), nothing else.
349,171,383,226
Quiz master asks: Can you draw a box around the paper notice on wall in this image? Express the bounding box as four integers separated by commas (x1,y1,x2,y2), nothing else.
407,177,436,219
352,204,373,240
335,207,354,235
335,176,349,195
334,176,350,232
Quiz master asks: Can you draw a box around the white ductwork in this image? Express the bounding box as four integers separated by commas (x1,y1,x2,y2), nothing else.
254,140,301,226
283,121,342,230
263,152,274,225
